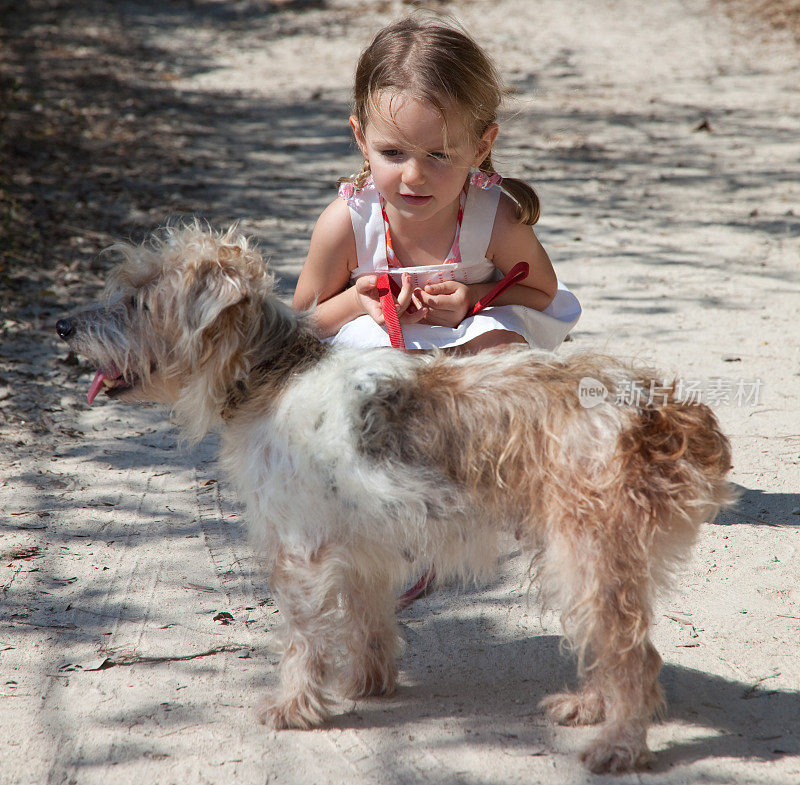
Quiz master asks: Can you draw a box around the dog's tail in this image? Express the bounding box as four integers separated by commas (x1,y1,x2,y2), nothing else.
618,398,736,527
632,401,730,474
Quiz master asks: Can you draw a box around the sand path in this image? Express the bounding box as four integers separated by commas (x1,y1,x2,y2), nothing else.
1,1,798,782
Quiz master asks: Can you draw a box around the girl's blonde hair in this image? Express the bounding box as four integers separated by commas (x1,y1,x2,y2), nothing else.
342,16,540,225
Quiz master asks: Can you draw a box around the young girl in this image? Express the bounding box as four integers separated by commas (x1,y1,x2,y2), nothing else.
292,17,580,353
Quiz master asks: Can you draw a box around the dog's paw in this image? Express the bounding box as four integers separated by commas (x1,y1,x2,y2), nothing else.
539,690,604,726
343,661,398,699
580,736,653,774
344,673,397,699
257,693,327,730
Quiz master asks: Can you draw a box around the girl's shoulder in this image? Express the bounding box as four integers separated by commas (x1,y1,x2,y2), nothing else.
486,192,539,261
318,194,352,225
491,191,532,233
310,197,356,257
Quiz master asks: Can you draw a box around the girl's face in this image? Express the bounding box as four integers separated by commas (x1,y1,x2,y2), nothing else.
351,92,497,224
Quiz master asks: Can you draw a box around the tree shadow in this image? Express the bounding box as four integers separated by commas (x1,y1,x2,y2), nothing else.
2,4,797,780
332,620,798,773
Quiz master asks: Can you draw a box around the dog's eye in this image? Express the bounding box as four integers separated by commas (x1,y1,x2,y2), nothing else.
128,297,149,312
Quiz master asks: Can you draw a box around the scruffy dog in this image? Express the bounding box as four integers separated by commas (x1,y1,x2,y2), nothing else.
57,225,733,773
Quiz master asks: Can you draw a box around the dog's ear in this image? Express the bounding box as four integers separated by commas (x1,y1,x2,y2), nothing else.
187,258,249,333
173,253,259,440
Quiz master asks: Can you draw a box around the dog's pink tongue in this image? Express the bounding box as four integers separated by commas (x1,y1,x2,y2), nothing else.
87,370,107,405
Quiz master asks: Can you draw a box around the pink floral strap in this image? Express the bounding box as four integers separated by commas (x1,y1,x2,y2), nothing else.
338,176,373,207
469,170,503,190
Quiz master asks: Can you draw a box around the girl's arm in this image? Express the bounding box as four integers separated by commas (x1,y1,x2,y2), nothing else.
292,199,364,337
479,193,558,309
294,198,428,335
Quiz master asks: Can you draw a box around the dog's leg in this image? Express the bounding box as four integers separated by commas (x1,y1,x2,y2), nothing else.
539,669,605,726
539,530,663,773
578,638,663,774
259,545,343,730
340,563,401,699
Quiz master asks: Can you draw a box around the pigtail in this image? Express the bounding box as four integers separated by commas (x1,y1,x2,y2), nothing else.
336,159,371,190
479,155,540,226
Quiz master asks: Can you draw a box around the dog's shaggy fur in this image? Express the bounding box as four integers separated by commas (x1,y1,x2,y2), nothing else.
58,225,733,773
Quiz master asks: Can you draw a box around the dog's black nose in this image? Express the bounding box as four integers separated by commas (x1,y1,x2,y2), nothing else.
56,318,74,340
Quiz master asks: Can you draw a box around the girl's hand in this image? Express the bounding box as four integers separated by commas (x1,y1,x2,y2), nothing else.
355,273,429,326
415,281,471,328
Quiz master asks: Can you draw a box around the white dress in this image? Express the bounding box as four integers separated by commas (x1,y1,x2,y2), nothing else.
329,179,581,351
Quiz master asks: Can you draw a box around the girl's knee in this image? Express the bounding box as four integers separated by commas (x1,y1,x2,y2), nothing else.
455,330,527,355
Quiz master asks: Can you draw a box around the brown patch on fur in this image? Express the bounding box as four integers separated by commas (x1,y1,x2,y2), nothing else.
223,327,329,421
615,399,734,544
624,401,732,474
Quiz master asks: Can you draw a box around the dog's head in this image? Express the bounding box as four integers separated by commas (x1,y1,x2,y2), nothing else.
57,223,278,435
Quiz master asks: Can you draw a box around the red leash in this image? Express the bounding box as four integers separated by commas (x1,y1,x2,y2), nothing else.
396,566,437,611
380,261,530,351
383,261,530,608
376,273,406,350
467,261,530,317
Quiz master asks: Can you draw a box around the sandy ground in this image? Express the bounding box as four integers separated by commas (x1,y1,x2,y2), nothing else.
1,0,799,783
